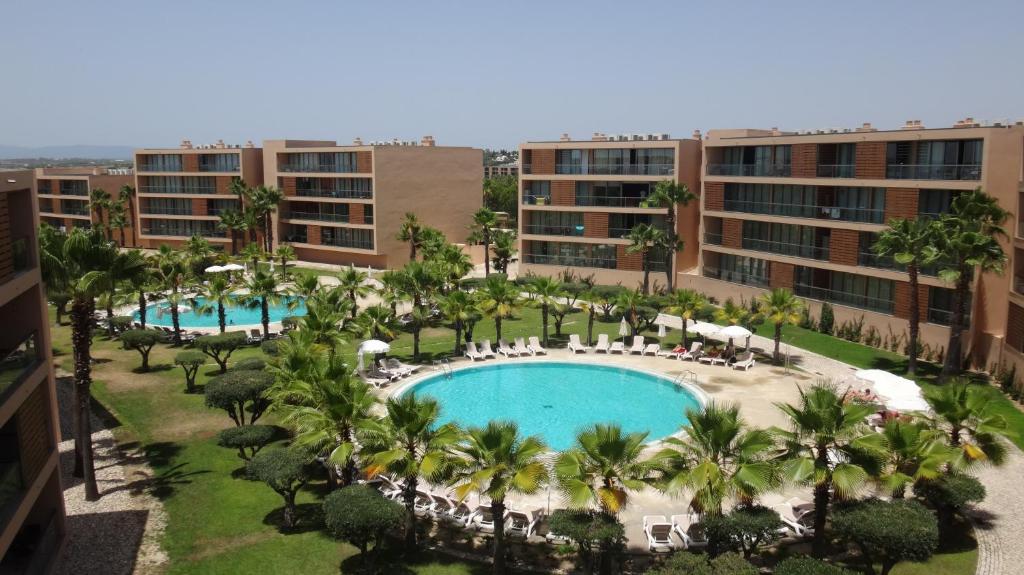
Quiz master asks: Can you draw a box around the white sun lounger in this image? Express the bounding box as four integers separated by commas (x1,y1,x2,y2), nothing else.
497,338,519,357
628,336,645,354
567,334,589,353
478,339,497,359
671,513,708,550
470,504,506,533
413,490,436,516
609,340,625,354
527,336,548,355
386,357,422,375
377,475,403,500
594,333,610,353
465,342,485,361
506,508,542,538
679,341,703,361
511,337,529,356
772,498,815,537
732,351,756,371
642,343,662,356
643,515,675,552
444,500,475,527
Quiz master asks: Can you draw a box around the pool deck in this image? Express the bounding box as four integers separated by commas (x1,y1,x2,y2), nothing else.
384,346,818,551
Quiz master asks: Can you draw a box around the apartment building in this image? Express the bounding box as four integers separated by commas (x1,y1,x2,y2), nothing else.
681,119,1024,371
518,133,702,287
35,167,135,246
0,170,66,572
484,162,519,179
134,140,263,250
263,137,482,268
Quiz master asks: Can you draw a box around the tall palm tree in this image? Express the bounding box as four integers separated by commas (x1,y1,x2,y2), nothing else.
376,270,404,315
299,298,352,355
183,234,216,275
108,204,129,247
274,244,296,278
471,207,499,276
242,206,261,245
96,247,148,337
872,218,940,375
448,421,548,575
39,228,147,501
153,245,188,345
354,305,398,341
773,383,886,556
876,420,954,498
250,185,284,251
239,241,265,273
228,177,251,206
89,187,112,240
554,423,655,514
288,272,322,302
432,243,473,293
490,230,517,275
361,393,461,550
196,275,235,333
337,266,371,318
217,209,246,255
437,290,479,355
118,184,136,247
475,275,521,341
665,289,707,348
654,402,777,516
241,270,282,339
396,261,441,360
614,289,644,336
934,189,1009,380
396,212,423,261
646,181,695,291
625,223,665,295
759,288,804,364
527,276,565,347
925,382,1011,468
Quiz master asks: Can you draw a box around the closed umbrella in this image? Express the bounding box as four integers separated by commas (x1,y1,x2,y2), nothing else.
618,318,630,342
657,323,667,338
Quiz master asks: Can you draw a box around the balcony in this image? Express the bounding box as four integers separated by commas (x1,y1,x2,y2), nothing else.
141,227,226,238
554,163,675,176
927,307,954,326
741,238,830,261
793,284,894,314
139,185,218,195
141,207,192,216
858,251,898,271
722,199,884,224
816,164,855,178
523,253,616,270
279,163,357,174
704,232,723,246
885,164,981,181
707,163,791,177
0,331,43,398
321,236,374,250
702,266,770,288
522,224,583,237
522,193,551,206
281,211,351,223
137,164,182,173
575,195,660,209
296,188,372,200
60,206,90,216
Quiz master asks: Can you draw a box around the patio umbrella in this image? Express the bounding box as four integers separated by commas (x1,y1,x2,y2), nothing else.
204,265,225,273
657,324,667,338
688,321,720,343
717,324,753,350
357,339,391,371
618,318,630,342
854,369,930,412
222,263,245,271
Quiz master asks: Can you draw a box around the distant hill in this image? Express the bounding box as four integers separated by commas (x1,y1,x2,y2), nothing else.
0,144,135,160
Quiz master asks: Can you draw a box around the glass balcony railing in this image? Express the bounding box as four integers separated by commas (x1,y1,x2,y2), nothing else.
295,188,372,200
522,224,584,237
137,164,182,173
281,211,351,223
722,199,885,224
702,266,770,288
141,228,226,238
885,164,981,181
60,207,90,216
521,194,552,206
704,232,723,245
554,163,675,176
927,308,954,326
523,253,617,270
816,164,855,178
575,196,661,208
858,251,898,270
0,332,43,398
141,207,193,216
793,284,894,314
279,163,359,174
741,238,830,261
138,185,218,195
198,163,239,173
707,163,792,177
1014,275,1024,296
321,237,374,250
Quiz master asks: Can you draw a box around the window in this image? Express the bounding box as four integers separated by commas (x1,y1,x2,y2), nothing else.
282,152,358,173
321,227,374,249
295,177,372,199
608,214,667,238
522,181,550,204
140,176,217,194
524,212,583,236
138,154,183,172
59,199,89,216
886,140,982,180
556,150,583,174
207,199,239,216
143,219,223,237
928,286,968,326
703,253,770,288
741,221,829,260
794,268,894,314
198,154,240,172
918,189,956,219
143,198,192,215
576,181,653,207
523,240,617,269
363,205,374,224
283,224,307,243
58,180,88,196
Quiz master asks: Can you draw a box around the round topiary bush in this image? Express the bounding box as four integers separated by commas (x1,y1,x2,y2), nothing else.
204,370,274,426
832,499,938,575
246,448,311,528
701,505,784,559
774,556,858,575
119,329,163,372
110,315,134,332
280,316,301,330
913,473,986,542
323,485,404,565
260,339,279,356
232,357,266,372
173,350,207,393
217,424,277,460
548,510,625,575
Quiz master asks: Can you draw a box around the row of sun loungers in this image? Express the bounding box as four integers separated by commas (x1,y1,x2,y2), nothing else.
568,335,758,370
359,358,423,388
465,337,548,361
644,499,814,552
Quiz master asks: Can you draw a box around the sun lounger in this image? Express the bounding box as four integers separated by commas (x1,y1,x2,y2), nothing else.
713,351,735,366
379,359,411,377
594,333,610,353
698,350,721,364
527,336,548,355
377,475,403,500
679,342,703,361
386,358,422,375
731,351,756,371
671,513,708,549
247,328,262,344
479,339,497,359
642,343,662,356
643,515,675,552
370,366,401,382
465,342,485,361
772,498,815,538
506,508,542,538
470,505,506,533
628,336,645,354
413,490,436,516
609,341,625,354
513,337,531,356
657,345,684,358
446,501,475,527
497,338,519,357
428,494,456,519
567,334,589,353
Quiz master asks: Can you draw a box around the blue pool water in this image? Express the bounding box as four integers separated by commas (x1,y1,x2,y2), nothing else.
406,362,702,450
135,296,306,328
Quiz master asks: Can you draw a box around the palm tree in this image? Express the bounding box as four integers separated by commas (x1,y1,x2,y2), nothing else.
491,230,517,275
448,421,548,575
475,275,521,341
242,206,261,245
196,275,235,333
614,289,644,336
153,245,188,345
108,204,129,247
876,420,954,498
337,266,371,318
873,218,940,375
376,270,404,316
288,272,321,301
361,393,461,550
935,189,1009,380
274,244,296,278
432,243,473,293
625,223,665,295
299,299,352,355
228,177,250,206
39,228,147,501
471,207,499,276
118,184,136,247
97,248,149,337
396,212,423,261
646,181,695,291
239,241,265,273
773,383,886,556
925,382,1011,467
759,288,803,364
218,209,246,255
437,290,479,355
654,402,777,516
250,185,284,251
527,276,565,347
665,289,707,348
183,234,216,274
89,187,112,240
241,270,282,339
354,305,398,341
554,423,655,514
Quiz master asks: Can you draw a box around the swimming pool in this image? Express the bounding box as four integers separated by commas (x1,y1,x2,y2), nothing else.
135,296,307,328
404,361,703,450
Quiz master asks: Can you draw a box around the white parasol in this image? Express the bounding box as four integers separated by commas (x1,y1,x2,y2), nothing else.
716,324,753,349
204,265,226,273
854,369,930,412
357,339,391,371
222,263,245,271
689,321,720,337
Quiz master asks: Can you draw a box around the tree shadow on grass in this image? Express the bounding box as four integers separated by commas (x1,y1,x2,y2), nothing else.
262,502,325,535
133,363,174,374
340,545,493,575
104,440,211,500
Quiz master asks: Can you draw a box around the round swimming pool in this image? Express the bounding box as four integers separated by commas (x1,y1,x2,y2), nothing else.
135,296,307,328
404,361,703,450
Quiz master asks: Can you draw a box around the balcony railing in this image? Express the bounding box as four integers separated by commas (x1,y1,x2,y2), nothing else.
60,207,90,216
321,237,374,250
521,194,552,206
816,164,855,178
576,196,660,208
282,211,351,223
139,185,218,195
741,238,830,261
198,164,239,173
707,163,792,177
295,188,373,200
793,284,894,314
141,207,193,216
523,253,617,270
702,266,770,288
0,331,42,398
927,308,954,326
555,163,675,176
522,224,583,237
858,251,898,270
58,188,88,197
142,228,226,238
279,163,359,174
704,232,723,246
722,199,885,224
1014,275,1024,296
137,164,182,173
885,164,981,181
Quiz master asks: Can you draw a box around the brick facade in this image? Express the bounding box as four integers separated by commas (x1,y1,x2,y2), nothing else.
829,228,860,266
855,141,887,179
551,181,575,206
16,385,52,487
616,244,642,271
306,225,321,245
721,218,742,249
791,144,818,178
216,176,234,194
770,261,794,289
1008,303,1024,353
282,177,296,196
530,149,556,175
0,194,12,282
893,281,928,322
583,212,609,238
183,154,199,172
191,198,207,216
356,151,373,173
884,188,919,222
350,203,364,225
705,181,724,211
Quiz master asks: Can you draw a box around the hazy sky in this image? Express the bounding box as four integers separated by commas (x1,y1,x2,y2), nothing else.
4,0,1023,149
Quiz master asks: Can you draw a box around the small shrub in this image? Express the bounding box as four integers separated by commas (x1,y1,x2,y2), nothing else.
232,357,266,372
173,350,206,393
832,499,938,575
260,339,279,356
914,473,985,542
217,424,276,460
204,369,274,426
247,448,311,528
708,552,756,575
195,331,248,373
548,510,625,575
818,303,834,335
280,316,301,330
701,505,784,558
798,307,816,330
774,555,857,575
120,329,162,372
645,551,711,575
109,315,134,333
323,485,404,566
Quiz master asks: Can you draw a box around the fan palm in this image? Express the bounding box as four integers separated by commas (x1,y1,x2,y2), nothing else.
527,276,565,346
877,419,955,498
239,241,265,272
354,304,398,341
614,289,644,336
274,244,296,278
475,275,521,341
118,184,136,247
448,421,548,575
665,289,707,348
554,424,655,514
625,223,665,295
490,230,517,275
653,402,777,516
108,204,129,247
396,212,423,261
196,275,235,333
183,234,216,275
759,288,803,364
773,383,886,556
89,187,112,240
217,209,246,255
337,266,371,318
646,181,695,290
432,243,473,292
924,382,1012,467
471,207,499,276
250,185,284,251
241,270,282,339
297,299,351,357
153,245,189,345
376,269,404,315
361,393,462,550
437,290,479,355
